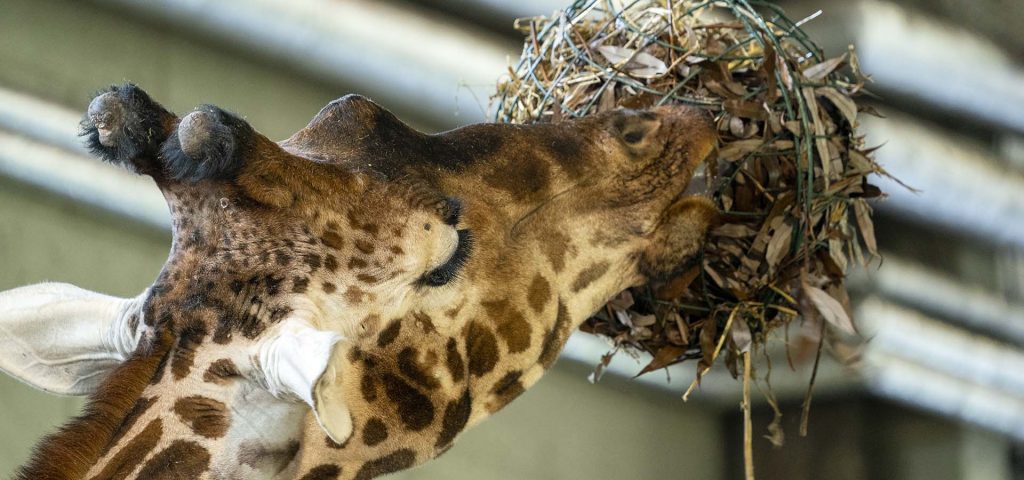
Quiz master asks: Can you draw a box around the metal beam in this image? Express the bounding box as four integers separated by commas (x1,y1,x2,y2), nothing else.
858,298,1024,440
86,0,517,130
864,113,1024,247
791,0,1024,133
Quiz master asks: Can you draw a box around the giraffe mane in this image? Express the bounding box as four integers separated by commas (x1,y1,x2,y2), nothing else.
14,331,173,480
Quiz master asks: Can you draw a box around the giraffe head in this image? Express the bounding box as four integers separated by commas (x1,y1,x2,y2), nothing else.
0,84,717,479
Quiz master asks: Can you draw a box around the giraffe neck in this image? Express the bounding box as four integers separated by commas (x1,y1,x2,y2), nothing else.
14,332,173,480
79,339,309,480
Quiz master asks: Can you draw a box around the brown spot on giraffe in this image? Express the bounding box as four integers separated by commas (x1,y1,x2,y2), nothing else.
489,370,526,412
571,261,611,293
88,418,162,480
539,300,574,369
464,321,499,377
357,273,378,284
540,230,574,272
444,338,466,382
354,239,375,254
482,299,532,354
381,373,435,431
527,274,551,313
353,449,417,480
435,390,472,449
203,358,240,384
173,395,231,439
321,231,344,250
397,347,440,390
324,254,339,272
348,257,369,269
376,320,402,347
299,464,342,480
101,396,155,459
360,370,379,403
238,440,301,472
135,440,211,479
170,320,207,380
362,417,389,446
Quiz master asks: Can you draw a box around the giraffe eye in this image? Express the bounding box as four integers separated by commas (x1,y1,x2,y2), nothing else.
623,130,645,144
420,229,473,287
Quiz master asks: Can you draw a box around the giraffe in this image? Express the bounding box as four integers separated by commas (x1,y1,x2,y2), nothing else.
0,83,717,479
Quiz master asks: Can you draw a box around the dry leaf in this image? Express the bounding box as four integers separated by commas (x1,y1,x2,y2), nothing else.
765,221,793,273
719,139,762,161
596,45,668,78
853,199,877,256
803,284,856,335
655,265,702,299
731,317,752,353
802,53,847,82
636,345,688,376
608,290,635,310
817,87,857,126
803,86,832,181
631,313,658,327
714,223,757,238
724,99,767,120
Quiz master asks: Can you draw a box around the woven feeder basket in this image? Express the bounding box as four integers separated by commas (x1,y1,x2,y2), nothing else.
493,0,890,394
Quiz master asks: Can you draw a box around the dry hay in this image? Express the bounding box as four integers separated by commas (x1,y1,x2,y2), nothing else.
493,0,893,406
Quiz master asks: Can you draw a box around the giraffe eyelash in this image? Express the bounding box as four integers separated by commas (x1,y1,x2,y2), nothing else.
419,229,473,287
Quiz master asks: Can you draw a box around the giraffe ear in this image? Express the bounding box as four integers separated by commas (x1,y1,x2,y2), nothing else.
311,358,355,445
255,321,351,443
0,283,144,395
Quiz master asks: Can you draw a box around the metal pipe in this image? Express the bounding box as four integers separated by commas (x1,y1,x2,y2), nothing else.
849,257,1024,345
86,0,517,130
864,114,1024,247
858,298,1024,440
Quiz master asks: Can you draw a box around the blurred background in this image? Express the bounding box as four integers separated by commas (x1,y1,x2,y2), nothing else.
0,0,1021,478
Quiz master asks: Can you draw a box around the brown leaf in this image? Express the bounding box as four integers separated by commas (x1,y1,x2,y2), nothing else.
724,99,767,120
828,237,848,274
730,317,752,353
655,265,701,299
608,290,634,310
631,313,657,328
803,284,856,335
776,56,794,91
803,87,832,180
588,350,617,384
699,318,719,370
674,313,691,345
598,84,616,112
719,139,762,162
636,345,688,376
765,221,793,273
816,87,857,126
596,45,668,78
801,53,847,82
713,223,757,238
853,199,877,256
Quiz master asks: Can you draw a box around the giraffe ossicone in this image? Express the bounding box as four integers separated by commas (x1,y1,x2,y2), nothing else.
0,83,718,480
